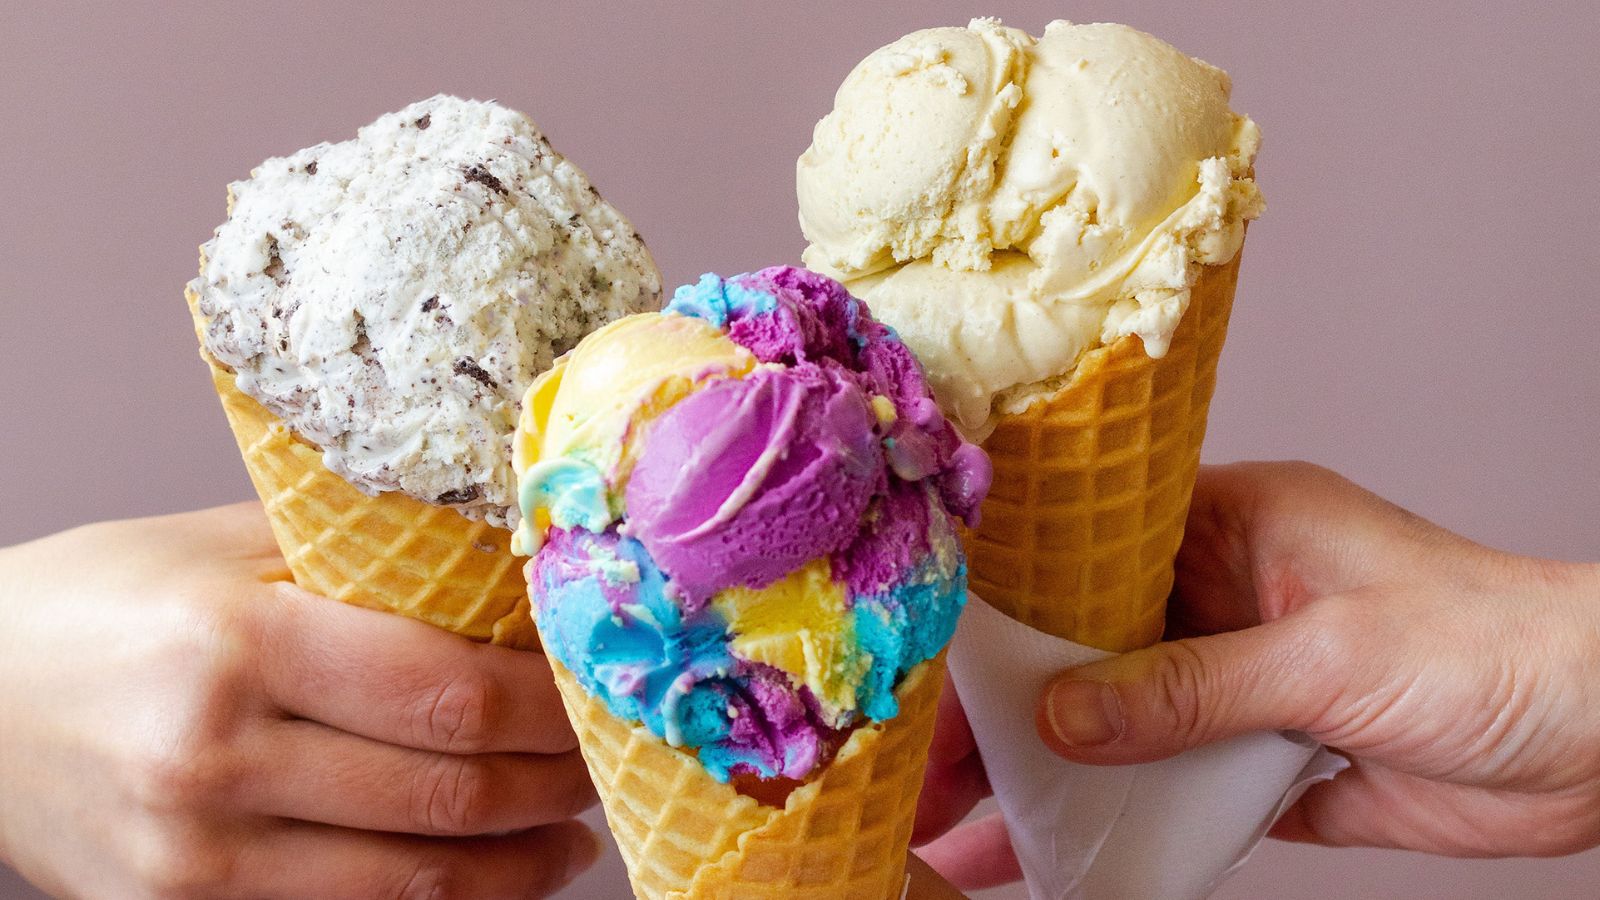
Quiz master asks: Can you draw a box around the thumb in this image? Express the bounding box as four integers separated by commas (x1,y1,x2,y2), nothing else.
1036,612,1335,764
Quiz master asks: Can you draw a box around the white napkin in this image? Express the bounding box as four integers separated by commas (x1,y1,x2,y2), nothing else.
948,595,1348,900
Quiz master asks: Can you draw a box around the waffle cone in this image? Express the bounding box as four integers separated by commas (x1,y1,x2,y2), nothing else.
185,288,536,647
550,653,945,899
965,253,1242,652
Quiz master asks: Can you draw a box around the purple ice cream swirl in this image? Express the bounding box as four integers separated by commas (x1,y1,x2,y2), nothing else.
633,265,990,587
624,362,884,610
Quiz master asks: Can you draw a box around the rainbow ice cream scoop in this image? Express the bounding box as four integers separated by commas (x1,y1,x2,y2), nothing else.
512,265,989,782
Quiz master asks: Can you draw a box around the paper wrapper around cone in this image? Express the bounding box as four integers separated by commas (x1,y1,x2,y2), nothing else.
185,287,537,648
964,252,1242,652
549,654,945,899
948,597,1347,900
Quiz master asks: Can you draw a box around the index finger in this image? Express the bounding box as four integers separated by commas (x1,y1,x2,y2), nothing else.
913,674,989,846
258,581,576,755
1169,464,1268,637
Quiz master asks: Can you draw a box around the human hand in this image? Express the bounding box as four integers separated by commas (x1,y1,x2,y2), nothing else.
910,676,1016,893
915,461,1600,888
0,503,598,899
1038,462,1600,855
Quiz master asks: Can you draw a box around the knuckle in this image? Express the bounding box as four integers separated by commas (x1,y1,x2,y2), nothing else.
1456,793,1600,858
394,857,460,900
256,580,309,630
1533,804,1600,856
1296,596,1373,674
162,593,263,707
416,670,496,753
1276,459,1334,480
130,741,240,816
1266,600,1374,736
131,827,235,899
1149,642,1214,745
1255,460,1345,504
548,755,599,820
123,629,253,817
411,756,493,835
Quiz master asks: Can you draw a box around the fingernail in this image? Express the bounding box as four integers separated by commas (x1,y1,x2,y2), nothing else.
1045,681,1124,747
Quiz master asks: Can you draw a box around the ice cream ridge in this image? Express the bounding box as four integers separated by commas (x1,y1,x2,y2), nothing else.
512,265,990,783
798,18,1263,437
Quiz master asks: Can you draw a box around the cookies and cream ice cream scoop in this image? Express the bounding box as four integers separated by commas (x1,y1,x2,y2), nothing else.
192,94,661,526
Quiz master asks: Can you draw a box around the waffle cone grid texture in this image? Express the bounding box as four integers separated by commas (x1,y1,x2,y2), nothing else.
186,287,536,648
964,254,1241,652
550,654,945,899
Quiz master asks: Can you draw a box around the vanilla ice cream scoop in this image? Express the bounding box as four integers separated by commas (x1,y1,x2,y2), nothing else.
796,19,1031,275
798,20,1262,436
193,95,661,525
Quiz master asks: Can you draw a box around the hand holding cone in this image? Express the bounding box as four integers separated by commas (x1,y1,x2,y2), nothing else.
186,287,539,647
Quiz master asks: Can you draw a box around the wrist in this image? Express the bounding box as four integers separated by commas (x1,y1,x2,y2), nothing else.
1492,551,1598,605
1572,561,1600,603
1540,557,1600,602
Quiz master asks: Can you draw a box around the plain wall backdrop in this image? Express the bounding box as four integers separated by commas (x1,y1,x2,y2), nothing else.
2,1,1596,897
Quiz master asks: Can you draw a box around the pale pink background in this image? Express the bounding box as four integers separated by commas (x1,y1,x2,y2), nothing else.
2,1,1596,897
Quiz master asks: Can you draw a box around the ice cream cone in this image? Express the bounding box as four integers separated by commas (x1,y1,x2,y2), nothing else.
548,653,945,899
963,252,1241,652
185,287,537,648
